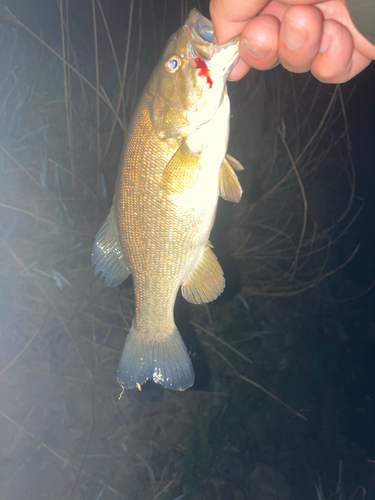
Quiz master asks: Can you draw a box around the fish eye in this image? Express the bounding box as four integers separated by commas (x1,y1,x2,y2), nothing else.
164,55,181,74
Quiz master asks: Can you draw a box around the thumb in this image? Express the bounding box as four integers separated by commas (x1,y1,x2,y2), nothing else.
210,0,271,43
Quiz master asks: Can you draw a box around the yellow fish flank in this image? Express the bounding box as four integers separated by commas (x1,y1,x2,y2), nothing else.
92,10,243,391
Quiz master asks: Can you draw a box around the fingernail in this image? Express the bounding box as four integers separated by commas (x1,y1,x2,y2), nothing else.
282,19,308,50
319,29,332,53
243,38,271,59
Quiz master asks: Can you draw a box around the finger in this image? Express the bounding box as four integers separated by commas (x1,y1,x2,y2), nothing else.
311,19,354,83
278,5,323,73
317,0,375,61
227,58,252,81
312,20,372,83
210,0,270,43
238,15,280,72
343,51,372,82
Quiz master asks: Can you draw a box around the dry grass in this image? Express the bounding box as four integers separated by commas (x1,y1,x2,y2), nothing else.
315,462,366,500
230,71,369,299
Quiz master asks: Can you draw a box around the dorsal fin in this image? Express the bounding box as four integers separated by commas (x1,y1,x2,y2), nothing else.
181,242,225,304
91,204,130,287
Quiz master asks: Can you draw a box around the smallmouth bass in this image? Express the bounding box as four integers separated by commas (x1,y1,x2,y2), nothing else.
92,10,243,391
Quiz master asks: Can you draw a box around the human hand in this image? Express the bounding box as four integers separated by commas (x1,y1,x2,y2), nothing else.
210,0,375,83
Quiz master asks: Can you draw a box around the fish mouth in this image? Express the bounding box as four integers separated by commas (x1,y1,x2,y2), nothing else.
188,9,214,45
186,9,239,67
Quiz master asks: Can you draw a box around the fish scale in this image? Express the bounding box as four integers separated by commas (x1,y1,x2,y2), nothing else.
92,9,243,391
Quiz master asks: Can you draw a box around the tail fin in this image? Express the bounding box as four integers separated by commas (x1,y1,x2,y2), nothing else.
117,322,195,391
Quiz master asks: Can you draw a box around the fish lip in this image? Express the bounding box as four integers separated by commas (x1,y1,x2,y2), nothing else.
186,9,214,44
186,8,239,60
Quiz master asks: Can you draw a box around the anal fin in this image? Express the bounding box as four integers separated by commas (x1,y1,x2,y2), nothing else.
161,142,201,193
91,204,130,287
181,242,225,304
219,154,243,203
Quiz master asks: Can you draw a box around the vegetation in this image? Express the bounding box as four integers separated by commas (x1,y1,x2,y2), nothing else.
0,1,371,499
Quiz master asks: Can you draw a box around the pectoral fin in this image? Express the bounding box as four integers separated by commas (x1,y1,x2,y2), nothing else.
91,204,130,287
161,143,201,193
181,242,225,304
219,155,243,203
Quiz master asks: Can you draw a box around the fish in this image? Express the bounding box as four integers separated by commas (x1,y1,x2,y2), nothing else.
91,9,243,392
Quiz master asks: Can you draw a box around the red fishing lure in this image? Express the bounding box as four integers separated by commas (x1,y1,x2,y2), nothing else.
194,56,213,88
